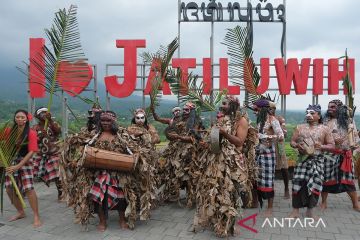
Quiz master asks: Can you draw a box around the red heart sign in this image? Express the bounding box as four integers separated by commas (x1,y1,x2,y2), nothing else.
57,61,93,97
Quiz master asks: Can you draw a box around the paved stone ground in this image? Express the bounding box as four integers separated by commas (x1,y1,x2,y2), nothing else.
0,180,360,240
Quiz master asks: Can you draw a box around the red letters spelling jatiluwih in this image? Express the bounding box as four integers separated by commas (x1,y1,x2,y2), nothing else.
29,38,355,98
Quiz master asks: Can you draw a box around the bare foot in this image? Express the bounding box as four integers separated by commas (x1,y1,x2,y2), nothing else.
319,202,327,211
233,225,241,235
119,220,129,229
283,191,290,199
305,211,319,220
96,223,107,232
263,208,273,217
305,210,319,220
288,211,300,218
353,206,360,212
57,197,67,203
8,212,26,222
33,217,42,228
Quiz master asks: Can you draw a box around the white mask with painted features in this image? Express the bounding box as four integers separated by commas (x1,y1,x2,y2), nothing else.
135,113,146,125
306,110,316,120
173,110,181,117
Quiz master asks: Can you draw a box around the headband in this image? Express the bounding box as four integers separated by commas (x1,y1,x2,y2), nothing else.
184,101,195,109
134,108,146,116
36,107,48,116
253,98,277,109
100,112,116,121
172,107,181,113
225,95,240,105
329,99,343,107
306,104,321,113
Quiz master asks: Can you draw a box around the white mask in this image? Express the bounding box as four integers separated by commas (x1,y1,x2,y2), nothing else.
173,110,181,117
306,110,315,120
135,113,145,125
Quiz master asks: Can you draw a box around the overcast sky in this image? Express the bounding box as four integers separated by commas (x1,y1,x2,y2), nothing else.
0,0,359,110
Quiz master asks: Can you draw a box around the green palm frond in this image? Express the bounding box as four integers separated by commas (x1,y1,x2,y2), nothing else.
18,5,93,126
141,38,179,118
222,25,261,106
341,49,355,116
0,122,28,212
168,71,226,112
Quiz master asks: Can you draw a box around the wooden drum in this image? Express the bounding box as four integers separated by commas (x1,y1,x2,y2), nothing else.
83,146,138,172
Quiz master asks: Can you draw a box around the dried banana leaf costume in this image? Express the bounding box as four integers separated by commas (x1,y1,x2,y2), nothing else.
193,97,256,237
61,112,155,229
160,102,198,207
127,108,159,211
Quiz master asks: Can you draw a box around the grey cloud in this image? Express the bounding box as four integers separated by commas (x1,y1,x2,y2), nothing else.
0,0,358,110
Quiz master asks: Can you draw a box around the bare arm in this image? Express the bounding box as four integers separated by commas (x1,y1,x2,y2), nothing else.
166,131,193,143
271,118,284,141
49,120,61,136
149,125,161,144
290,126,300,149
278,116,287,138
6,151,35,174
151,106,171,125
220,117,248,148
320,127,335,151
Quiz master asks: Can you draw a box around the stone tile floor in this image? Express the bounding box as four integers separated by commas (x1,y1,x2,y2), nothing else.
0,180,359,240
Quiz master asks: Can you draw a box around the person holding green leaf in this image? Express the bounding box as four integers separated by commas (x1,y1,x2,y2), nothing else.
4,109,42,228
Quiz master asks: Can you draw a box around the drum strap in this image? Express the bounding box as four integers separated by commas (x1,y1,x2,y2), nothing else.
85,132,133,155
79,134,100,166
88,133,100,145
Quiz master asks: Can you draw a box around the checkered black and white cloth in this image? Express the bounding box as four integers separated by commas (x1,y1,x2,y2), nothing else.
5,157,34,193
256,144,276,192
323,153,355,186
89,170,125,209
33,153,60,183
292,154,325,196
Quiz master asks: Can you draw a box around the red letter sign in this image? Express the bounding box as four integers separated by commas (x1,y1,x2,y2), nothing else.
275,58,311,95
328,58,355,95
202,58,212,95
144,59,172,95
29,38,45,98
105,40,146,98
255,58,270,95
220,58,240,95
313,59,324,95
172,58,196,95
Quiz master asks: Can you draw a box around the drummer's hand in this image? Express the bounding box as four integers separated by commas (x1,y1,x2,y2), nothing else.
133,131,144,137
314,142,321,150
199,140,208,149
6,165,20,175
180,136,194,143
292,142,303,151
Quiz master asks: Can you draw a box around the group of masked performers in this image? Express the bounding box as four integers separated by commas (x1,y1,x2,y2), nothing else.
2,97,360,237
